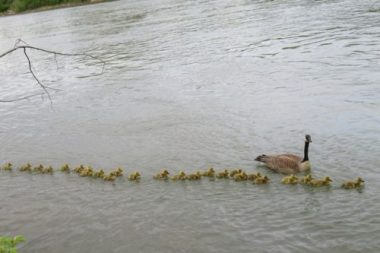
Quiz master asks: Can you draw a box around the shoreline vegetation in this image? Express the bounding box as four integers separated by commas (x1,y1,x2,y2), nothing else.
0,0,111,16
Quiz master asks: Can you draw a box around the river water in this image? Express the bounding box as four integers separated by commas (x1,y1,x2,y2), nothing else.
0,0,380,252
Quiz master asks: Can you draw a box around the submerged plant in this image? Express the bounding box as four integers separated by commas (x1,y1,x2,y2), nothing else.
0,235,25,253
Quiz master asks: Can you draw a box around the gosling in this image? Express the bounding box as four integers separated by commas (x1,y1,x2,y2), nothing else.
19,163,32,172
299,174,313,185
154,169,170,180
341,177,364,189
233,172,248,181
128,172,141,181
254,175,270,185
186,171,202,180
60,164,70,173
171,171,186,181
281,174,298,184
201,167,215,177
309,176,332,187
2,162,12,171
247,172,262,181
216,169,229,179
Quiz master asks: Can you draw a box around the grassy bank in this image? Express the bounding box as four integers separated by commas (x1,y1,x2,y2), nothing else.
0,0,107,15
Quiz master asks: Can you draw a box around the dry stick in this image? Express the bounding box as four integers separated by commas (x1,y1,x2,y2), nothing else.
0,45,106,102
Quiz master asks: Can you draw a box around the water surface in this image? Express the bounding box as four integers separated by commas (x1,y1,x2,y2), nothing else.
1,0,380,252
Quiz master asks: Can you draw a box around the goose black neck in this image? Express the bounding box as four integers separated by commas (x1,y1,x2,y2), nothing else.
302,142,309,162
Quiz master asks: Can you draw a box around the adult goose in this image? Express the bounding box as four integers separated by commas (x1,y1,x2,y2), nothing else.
255,135,312,174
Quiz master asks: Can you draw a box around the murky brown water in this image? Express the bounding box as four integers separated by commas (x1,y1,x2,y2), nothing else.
1,0,380,252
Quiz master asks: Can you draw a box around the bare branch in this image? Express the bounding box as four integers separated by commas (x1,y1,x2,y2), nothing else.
0,41,106,103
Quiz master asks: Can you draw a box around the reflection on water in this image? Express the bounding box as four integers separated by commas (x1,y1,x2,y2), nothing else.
1,0,380,252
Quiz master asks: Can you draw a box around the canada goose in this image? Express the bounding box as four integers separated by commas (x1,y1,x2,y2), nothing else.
201,167,215,177
341,177,364,189
255,135,312,174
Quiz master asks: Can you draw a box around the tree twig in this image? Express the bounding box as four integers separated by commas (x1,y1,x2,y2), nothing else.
0,41,106,103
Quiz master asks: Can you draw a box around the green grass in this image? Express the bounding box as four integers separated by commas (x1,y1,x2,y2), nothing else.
0,236,25,253
0,0,89,13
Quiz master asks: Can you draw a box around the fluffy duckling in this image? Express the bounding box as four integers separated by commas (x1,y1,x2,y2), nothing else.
60,164,70,173
309,176,332,187
229,169,242,178
186,171,202,180
247,172,262,181
281,174,298,184
128,171,141,181
33,164,44,173
233,172,248,181
79,166,93,177
299,174,313,185
171,171,187,181
103,174,116,181
110,167,123,177
19,163,32,172
254,175,270,185
93,169,105,178
42,166,54,174
341,177,364,189
2,162,13,171
202,167,215,177
74,165,85,174
153,169,170,180
216,169,229,179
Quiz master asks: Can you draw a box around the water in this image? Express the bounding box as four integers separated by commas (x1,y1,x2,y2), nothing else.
1,0,380,252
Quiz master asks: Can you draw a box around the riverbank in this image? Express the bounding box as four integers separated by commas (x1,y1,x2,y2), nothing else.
0,0,113,17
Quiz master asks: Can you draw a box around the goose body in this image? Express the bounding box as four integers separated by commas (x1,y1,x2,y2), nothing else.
255,135,312,174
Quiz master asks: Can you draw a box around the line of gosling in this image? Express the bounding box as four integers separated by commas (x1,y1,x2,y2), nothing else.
281,174,364,189
1,163,364,188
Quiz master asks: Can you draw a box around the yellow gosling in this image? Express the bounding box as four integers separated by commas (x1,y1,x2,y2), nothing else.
186,171,202,180
299,174,313,185
2,162,13,171
33,164,44,173
153,169,170,180
216,169,229,179
93,169,105,178
254,175,270,185
42,166,54,174
19,163,32,172
60,164,70,173
201,167,215,177
341,177,364,189
103,174,116,182
171,171,186,181
110,167,123,177
247,172,262,181
74,165,85,174
128,172,141,181
281,174,298,184
79,167,93,177
309,177,332,187
233,172,248,181
229,169,242,178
